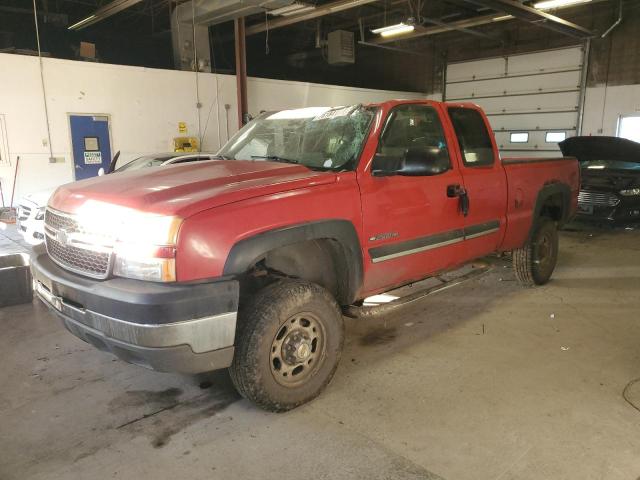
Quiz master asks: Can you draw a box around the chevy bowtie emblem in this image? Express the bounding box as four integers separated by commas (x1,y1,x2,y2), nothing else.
56,229,69,246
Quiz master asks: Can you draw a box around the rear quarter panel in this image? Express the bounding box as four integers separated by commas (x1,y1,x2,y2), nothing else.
499,157,580,251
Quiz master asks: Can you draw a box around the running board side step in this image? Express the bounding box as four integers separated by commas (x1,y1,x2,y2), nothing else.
343,266,492,319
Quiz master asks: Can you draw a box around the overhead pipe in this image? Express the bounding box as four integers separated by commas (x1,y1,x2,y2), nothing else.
601,0,622,38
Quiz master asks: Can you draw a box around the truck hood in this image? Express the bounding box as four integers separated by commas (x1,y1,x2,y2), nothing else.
559,136,640,163
49,160,336,218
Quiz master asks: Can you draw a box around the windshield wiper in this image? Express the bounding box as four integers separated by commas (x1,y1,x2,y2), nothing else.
212,154,233,160
251,155,299,164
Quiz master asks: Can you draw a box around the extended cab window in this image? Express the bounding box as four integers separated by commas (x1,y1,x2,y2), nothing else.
448,107,495,167
378,104,450,169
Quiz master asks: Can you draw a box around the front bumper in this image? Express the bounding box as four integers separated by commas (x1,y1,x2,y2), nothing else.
32,253,239,374
576,203,640,224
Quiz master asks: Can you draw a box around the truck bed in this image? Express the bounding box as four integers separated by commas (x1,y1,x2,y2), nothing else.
500,156,580,251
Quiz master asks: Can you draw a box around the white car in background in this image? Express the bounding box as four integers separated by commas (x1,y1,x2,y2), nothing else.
16,152,218,245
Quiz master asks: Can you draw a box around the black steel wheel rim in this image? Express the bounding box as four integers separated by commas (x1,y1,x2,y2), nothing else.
534,229,555,276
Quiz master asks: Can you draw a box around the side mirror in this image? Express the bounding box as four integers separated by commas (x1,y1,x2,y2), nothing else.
106,150,121,174
372,147,450,177
371,153,404,177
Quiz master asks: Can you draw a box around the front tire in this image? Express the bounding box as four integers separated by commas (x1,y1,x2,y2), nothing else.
512,218,559,286
229,279,344,412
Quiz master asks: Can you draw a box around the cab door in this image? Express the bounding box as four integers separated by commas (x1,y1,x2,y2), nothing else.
357,103,467,295
446,105,508,259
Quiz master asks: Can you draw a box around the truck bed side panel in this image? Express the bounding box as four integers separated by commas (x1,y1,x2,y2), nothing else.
500,157,580,251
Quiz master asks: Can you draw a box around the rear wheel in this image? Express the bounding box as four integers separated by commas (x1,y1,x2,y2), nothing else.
512,219,559,286
229,279,344,412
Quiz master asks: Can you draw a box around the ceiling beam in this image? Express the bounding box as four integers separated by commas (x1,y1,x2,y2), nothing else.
421,15,504,43
463,0,593,38
245,0,379,36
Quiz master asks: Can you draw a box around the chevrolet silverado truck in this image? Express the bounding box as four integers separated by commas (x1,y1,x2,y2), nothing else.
32,101,579,411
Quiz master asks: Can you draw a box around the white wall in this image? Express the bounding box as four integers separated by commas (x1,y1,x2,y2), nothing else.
581,84,640,137
0,53,426,203
0,53,239,203
247,77,432,112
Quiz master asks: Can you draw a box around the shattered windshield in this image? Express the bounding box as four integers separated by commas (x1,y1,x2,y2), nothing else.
218,105,377,171
115,154,176,172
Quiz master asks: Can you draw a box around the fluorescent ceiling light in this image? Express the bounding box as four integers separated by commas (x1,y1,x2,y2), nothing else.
280,5,315,16
68,14,96,30
371,22,415,37
492,14,514,21
268,2,316,16
533,0,592,10
67,0,142,30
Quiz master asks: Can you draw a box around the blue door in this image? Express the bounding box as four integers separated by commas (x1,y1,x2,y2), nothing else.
69,115,112,180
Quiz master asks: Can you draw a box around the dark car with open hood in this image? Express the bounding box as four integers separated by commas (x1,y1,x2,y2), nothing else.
560,136,640,224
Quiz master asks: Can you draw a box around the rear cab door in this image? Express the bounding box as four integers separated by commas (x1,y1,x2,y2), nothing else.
356,101,469,295
445,104,508,259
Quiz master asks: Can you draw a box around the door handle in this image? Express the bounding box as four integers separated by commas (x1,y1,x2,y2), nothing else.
447,184,464,197
447,184,469,217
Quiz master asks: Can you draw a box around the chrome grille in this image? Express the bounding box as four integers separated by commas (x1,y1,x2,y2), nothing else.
45,209,80,233
47,235,111,277
18,205,31,221
578,190,620,207
44,208,113,279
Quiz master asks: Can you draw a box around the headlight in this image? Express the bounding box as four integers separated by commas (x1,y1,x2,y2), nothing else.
35,207,45,220
620,188,640,196
114,246,176,282
75,200,182,282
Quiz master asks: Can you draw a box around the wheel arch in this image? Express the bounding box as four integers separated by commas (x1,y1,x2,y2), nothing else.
528,182,571,240
223,220,363,305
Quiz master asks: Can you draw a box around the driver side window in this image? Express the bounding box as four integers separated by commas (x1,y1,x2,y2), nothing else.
378,104,450,170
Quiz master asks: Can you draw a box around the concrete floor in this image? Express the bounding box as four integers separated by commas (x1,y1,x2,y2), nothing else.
1,223,640,480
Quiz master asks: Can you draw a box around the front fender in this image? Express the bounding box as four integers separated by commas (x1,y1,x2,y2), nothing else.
223,220,363,304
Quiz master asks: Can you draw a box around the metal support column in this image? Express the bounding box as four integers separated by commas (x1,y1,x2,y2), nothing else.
235,17,248,129
577,39,591,136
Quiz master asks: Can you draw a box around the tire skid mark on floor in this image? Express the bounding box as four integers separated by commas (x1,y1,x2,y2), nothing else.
115,388,241,449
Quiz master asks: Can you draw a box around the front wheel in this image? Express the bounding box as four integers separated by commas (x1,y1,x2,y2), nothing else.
512,219,559,286
229,279,344,412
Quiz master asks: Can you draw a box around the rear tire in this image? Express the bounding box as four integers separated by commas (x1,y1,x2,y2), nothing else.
513,219,559,286
229,279,344,412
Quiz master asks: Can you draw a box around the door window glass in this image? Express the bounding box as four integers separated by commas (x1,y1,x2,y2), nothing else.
545,131,566,142
378,104,450,168
84,136,99,151
617,115,640,143
448,107,495,166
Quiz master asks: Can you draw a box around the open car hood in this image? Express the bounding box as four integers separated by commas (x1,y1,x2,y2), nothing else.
559,136,640,163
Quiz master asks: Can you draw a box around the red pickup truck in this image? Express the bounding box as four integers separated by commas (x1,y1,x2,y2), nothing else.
32,100,579,411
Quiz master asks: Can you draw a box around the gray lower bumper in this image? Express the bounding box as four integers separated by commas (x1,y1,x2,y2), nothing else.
35,280,236,374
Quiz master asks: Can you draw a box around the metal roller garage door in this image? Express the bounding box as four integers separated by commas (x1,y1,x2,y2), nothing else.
445,46,588,157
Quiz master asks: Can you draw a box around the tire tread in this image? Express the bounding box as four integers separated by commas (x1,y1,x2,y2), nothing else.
229,279,343,412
